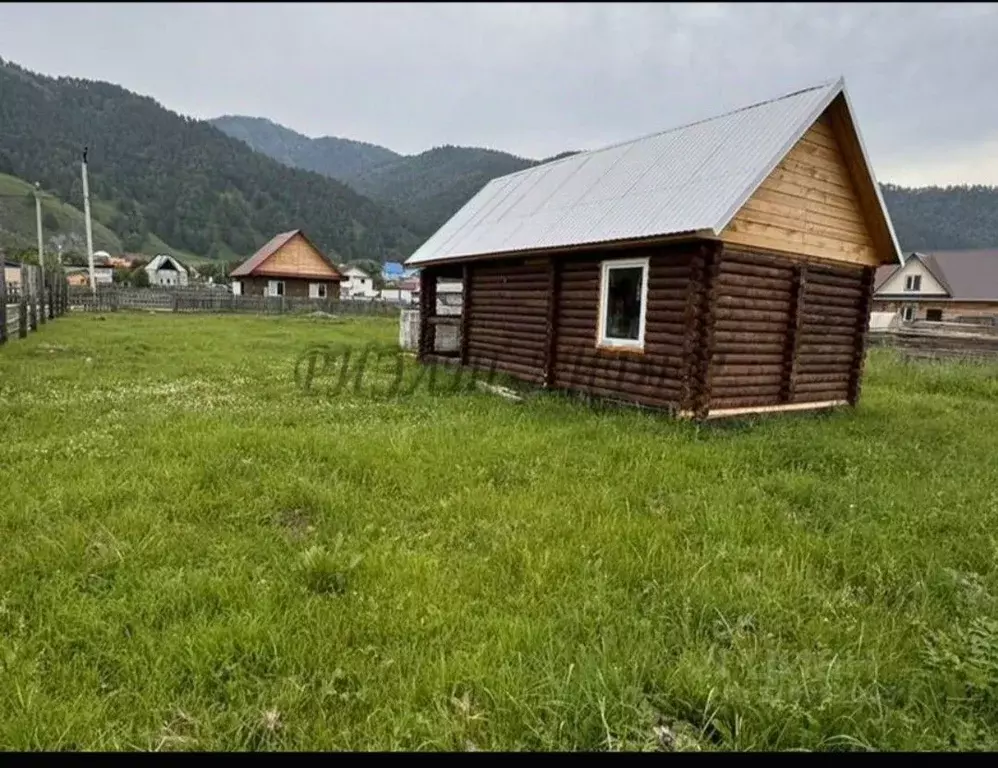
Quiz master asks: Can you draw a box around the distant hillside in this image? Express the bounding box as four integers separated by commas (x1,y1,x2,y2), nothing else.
0,172,122,256
880,184,998,252
210,115,402,180
0,58,423,263
346,145,535,235
210,116,535,235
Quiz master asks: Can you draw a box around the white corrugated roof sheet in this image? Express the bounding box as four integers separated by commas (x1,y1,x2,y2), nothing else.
406,77,900,267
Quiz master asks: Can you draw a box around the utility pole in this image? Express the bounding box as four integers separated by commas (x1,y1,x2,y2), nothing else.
81,146,96,294
34,182,46,324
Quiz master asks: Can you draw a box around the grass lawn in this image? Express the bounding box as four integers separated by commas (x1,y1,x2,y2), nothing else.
2,312,998,751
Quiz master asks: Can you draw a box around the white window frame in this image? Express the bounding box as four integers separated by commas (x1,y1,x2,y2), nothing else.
596,257,650,351
901,305,916,321
309,282,327,299
904,274,922,292
268,280,285,297
231,280,242,296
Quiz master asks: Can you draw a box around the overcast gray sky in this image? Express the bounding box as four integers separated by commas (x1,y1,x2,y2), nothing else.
1,2,996,186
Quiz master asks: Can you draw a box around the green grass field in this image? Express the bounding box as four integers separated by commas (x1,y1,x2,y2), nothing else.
2,313,998,751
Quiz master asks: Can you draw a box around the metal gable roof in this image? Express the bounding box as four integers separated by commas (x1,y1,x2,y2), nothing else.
406,77,898,268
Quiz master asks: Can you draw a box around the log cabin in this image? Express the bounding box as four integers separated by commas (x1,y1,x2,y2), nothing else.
404,77,903,419
230,230,343,299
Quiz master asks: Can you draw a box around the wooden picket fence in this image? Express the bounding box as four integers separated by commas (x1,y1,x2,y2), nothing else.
0,265,71,347
67,285,412,317
868,320,998,362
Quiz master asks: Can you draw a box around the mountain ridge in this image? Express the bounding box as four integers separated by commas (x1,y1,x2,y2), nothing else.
0,57,423,263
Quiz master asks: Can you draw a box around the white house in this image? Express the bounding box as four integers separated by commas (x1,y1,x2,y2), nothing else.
339,265,379,299
145,254,189,288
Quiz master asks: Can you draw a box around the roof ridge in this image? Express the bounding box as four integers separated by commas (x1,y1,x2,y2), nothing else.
501,77,842,181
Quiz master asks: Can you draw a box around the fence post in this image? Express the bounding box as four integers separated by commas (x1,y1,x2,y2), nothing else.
18,294,28,339
37,268,46,326
27,276,37,332
0,266,7,345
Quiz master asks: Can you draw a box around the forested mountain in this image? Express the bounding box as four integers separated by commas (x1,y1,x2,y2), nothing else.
0,58,422,262
210,116,535,235
210,115,401,181
346,146,536,235
0,171,122,256
880,184,998,252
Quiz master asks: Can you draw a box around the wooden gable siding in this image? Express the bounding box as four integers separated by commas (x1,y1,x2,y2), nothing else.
254,233,339,279
707,249,873,412
721,112,880,268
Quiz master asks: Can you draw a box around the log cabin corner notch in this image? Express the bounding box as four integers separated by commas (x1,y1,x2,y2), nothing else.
404,77,902,419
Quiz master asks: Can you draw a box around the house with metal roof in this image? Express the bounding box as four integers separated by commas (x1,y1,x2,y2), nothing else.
145,254,190,288
404,77,901,419
229,230,343,299
874,250,998,324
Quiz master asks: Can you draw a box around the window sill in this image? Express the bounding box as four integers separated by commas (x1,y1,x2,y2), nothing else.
595,342,645,356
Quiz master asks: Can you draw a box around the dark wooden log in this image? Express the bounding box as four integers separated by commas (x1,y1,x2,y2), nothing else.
466,355,542,381
804,270,865,290
781,263,807,402
718,259,795,282
543,257,560,388
716,307,790,324
847,266,876,405
460,264,472,366
693,242,722,418
418,269,436,361
713,352,785,366
469,329,546,348
467,343,546,364
710,383,785,399
715,295,793,313
715,272,795,294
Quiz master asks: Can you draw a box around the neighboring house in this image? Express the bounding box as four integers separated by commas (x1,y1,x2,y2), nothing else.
93,250,112,264
107,255,136,269
382,261,406,283
405,76,901,419
873,250,998,323
380,276,420,304
229,230,343,298
145,254,190,287
340,266,379,299
65,265,114,285
3,260,21,289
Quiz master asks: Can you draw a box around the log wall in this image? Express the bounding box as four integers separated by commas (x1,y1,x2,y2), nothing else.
552,244,696,411
465,257,549,383
707,248,873,412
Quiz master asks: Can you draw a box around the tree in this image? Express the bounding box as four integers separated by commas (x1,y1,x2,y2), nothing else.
130,266,150,287
42,211,59,231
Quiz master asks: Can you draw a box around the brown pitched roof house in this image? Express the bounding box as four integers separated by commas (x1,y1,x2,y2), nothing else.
873,249,998,322
229,230,343,299
405,77,900,420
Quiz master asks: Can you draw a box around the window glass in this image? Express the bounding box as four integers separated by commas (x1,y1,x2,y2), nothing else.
603,266,644,341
